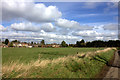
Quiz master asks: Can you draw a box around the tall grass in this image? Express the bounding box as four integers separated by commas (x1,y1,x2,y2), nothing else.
2,48,116,78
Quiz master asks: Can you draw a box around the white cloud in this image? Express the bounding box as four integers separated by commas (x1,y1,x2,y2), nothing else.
72,30,117,37
55,18,94,30
0,25,7,31
72,30,101,37
2,0,62,22
33,0,119,2
10,22,56,32
2,31,80,44
41,23,55,32
10,22,41,32
55,18,80,28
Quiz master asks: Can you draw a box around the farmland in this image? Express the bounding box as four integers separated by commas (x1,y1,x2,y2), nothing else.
2,47,116,78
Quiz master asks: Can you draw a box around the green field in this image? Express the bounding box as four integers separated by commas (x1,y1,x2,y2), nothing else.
2,47,115,78
2,48,103,63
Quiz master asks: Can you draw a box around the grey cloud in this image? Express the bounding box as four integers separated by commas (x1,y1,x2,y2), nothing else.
41,23,56,32
103,23,118,30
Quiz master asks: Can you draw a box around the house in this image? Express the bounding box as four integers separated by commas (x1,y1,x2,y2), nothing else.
21,43,29,47
51,43,60,48
13,42,29,47
17,43,22,47
13,43,22,47
27,46,32,48
13,42,19,47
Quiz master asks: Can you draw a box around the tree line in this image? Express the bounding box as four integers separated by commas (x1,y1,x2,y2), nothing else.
69,39,120,47
2,39,120,47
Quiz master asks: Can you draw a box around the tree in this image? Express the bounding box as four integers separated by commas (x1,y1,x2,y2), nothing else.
12,40,17,42
9,42,13,47
76,39,85,47
12,40,20,43
61,41,68,47
41,40,45,45
76,41,81,47
31,41,33,44
5,39,9,45
80,39,85,47
80,39,85,43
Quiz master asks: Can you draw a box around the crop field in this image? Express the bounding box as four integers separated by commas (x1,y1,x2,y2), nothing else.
2,47,116,78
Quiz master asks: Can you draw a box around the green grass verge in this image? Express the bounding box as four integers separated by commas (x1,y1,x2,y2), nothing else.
2,48,115,78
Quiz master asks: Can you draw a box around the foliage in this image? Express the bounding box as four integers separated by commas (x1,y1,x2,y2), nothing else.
5,39,9,45
76,39,85,47
41,40,45,45
31,42,33,44
61,41,68,47
8,42,13,47
85,40,120,47
12,40,20,43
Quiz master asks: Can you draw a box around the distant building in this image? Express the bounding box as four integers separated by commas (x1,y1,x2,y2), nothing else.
13,42,19,47
21,43,29,47
13,42,29,47
51,43,60,48
27,46,32,48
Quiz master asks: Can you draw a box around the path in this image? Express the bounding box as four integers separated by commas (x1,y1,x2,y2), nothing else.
104,51,120,79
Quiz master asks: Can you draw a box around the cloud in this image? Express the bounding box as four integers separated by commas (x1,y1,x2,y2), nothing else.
55,18,94,30
104,2,118,12
55,18,80,28
76,14,100,18
82,36,118,41
103,23,118,30
2,0,62,22
10,22,56,32
0,25,7,31
10,22,41,32
41,23,55,32
57,28,70,35
72,30,117,37
82,2,98,9
2,31,80,44
72,30,101,37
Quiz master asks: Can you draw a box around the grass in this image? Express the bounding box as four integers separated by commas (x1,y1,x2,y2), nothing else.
2,47,103,64
2,47,116,78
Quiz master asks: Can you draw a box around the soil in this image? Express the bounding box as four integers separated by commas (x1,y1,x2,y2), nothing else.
95,50,120,79
95,50,115,78
104,50,120,79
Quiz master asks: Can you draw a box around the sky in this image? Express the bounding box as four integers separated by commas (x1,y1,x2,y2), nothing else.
0,0,118,44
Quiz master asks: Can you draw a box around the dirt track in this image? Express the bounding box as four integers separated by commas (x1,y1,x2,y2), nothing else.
103,51,120,79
